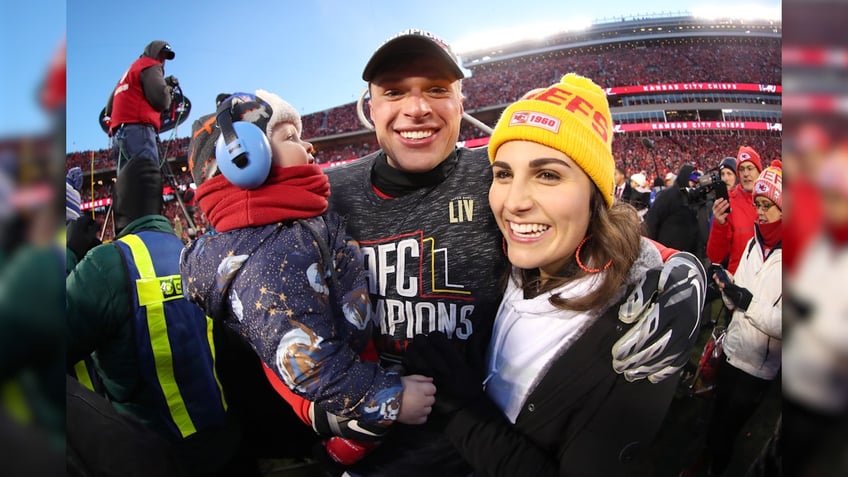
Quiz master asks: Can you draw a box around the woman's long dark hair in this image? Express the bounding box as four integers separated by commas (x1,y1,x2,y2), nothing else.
514,187,643,312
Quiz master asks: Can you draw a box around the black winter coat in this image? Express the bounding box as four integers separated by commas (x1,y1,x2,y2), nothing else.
644,164,699,254
444,302,679,477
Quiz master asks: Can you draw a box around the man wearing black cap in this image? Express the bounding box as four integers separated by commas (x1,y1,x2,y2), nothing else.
325,29,706,477
325,29,506,477
105,40,179,173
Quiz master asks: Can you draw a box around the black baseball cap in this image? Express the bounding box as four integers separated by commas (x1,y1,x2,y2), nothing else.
362,29,464,82
161,43,175,60
144,40,175,60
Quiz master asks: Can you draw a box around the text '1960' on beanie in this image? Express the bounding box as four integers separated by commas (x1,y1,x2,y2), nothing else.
487,73,616,208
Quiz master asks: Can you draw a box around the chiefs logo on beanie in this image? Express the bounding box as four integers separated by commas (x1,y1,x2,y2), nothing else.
737,146,763,174
754,160,782,210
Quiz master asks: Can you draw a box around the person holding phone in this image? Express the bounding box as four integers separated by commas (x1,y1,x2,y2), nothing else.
682,160,783,476
706,146,764,274
708,263,732,287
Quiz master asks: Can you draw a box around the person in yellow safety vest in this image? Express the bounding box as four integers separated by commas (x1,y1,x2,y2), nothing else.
66,159,250,476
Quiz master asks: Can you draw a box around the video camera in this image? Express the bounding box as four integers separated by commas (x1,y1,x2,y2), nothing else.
680,167,729,208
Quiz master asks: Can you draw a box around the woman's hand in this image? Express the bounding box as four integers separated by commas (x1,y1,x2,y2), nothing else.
613,252,706,383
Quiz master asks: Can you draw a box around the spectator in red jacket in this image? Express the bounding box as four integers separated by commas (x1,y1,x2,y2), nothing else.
706,146,764,273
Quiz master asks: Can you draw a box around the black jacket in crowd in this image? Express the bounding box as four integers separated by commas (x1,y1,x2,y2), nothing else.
644,164,699,255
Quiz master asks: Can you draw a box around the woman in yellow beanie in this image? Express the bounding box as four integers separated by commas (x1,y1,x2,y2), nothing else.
406,74,708,476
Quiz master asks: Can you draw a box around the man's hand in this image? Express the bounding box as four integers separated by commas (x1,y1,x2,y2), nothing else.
712,198,730,225
165,75,179,87
67,215,101,261
613,252,706,383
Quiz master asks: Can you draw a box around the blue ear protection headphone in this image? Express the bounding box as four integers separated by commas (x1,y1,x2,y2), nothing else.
214,93,272,189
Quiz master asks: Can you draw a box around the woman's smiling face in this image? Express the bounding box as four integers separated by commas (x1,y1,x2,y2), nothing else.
489,140,594,279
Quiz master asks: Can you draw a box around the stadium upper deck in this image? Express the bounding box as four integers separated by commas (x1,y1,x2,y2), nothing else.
459,13,780,67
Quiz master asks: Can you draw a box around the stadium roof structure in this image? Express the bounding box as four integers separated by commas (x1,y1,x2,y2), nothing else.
457,13,781,68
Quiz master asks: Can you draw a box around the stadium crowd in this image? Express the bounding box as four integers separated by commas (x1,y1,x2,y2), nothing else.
67,40,781,177
461,38,780,110
67,38,780,174
74,133,781,234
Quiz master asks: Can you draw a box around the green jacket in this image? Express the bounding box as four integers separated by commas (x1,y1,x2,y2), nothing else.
66,215,175,428
0,241,65,440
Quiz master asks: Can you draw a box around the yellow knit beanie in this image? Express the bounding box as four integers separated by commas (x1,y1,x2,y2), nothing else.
488,73,615,208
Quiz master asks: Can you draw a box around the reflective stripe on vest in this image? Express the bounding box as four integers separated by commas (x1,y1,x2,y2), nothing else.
73,360,96,392
117,233,226,438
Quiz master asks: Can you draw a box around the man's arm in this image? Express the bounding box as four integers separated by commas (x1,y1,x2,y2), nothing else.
66,246,128,364
139,65,172,112
104,85,116,117
0,246,65,380
706,218,732,266
706,199,733,265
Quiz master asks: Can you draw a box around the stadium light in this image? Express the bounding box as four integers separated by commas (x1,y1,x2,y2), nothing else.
692,4,781,21
453,18,592,55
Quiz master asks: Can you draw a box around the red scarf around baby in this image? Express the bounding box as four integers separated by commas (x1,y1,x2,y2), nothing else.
197,164,330,233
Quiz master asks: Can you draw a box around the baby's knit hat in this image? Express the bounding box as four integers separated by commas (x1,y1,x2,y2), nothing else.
488,73,615,208
189,89,301,186
753,160,783,210
737,146,763,174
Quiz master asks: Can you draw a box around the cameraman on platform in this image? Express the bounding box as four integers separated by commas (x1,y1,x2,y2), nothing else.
104,40,179,173
707,146,763,274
